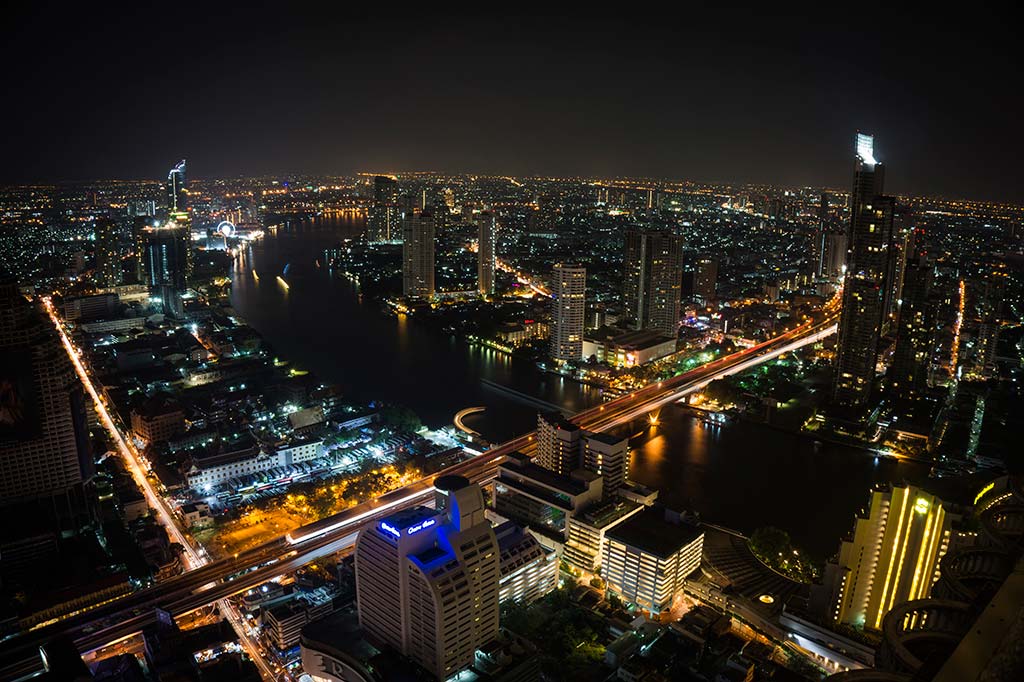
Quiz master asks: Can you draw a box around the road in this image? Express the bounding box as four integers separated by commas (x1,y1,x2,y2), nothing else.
0,309,836,680
41,299,275,680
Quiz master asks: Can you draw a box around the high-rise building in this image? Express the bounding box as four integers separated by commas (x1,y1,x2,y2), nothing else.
536,411,581,476
354,475,499,680
832,133,896,410
367,176,400,242
477,211,496,297
694,256,718,305
402,212,435,299
166,160,187,215
93,218,121,288
890,228,934,407
601,507,704,613
583,432,629,494
164,160,193,282
809,193,830,278
820,484,951,631
823,230,849,281
550,264,585,361
494,521,558,605
622,230,683,337
0,277,93,517
142,221,190,317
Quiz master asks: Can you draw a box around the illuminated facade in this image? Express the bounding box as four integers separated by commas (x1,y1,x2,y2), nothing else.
477,211,495,296
833,132,896,409
694,256,718,305
623,229,683,337
93,218,121,288
354,475,499,680
401,211,435,299
550,263,585,361
143,221,189,317
827,484,951,630
166,159,187,214
563,498,644,573
494,521,558,605
601,507,703,613
583,432,629,494
535,411,581,475
0,278,93,513
889,229,934,405
367,175,399,242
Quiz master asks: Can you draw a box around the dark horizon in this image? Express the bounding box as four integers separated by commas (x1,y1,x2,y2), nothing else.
4,5,1021,203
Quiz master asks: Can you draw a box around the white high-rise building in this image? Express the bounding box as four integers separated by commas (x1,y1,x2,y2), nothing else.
355,475,499,680
550,264,585,361
535,411,581,476
583,432,630,494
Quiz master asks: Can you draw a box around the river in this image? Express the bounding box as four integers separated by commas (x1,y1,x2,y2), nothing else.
230,216,946,558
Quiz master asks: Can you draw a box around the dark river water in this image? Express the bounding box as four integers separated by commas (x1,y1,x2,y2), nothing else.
230,216,949,559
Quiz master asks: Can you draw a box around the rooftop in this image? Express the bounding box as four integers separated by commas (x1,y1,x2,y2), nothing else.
605,507,704,558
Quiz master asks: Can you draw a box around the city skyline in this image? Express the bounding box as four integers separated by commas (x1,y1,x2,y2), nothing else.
1,9,1022,680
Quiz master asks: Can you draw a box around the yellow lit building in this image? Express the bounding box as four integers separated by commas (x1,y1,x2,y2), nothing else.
830,484,951,630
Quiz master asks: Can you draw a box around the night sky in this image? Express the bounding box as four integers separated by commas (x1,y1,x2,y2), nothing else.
4,5,1020,202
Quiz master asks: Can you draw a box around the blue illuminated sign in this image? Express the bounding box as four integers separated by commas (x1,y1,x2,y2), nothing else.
408,518,436,535
380,522,400,538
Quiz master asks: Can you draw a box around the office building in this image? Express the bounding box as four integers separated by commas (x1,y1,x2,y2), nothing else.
166,159,187,214
142,221,189,317
0,277,93,516
694,256,718,305
601,507,704,613
367,175,400,242
823,230,849,281
94,218,121,288
583,432,629,494
494,521,558,605
535,411,581,475
622,230,683,337
889,229,934,406
494,451,602,544
549,264,585,361
833,133,896,410
477,211,496,296
821,484,951,631
402,211,435,299
563,498,645,573
354,475,499,680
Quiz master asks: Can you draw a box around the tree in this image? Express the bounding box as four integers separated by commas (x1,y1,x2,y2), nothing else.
380,405,422,433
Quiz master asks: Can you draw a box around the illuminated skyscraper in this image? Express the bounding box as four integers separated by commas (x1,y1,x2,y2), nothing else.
0,277,93,516
477,211,496,296
166,160,187,214
550,264,585,361
536,411,581,476
165,160,193,281
889,229,933,406
93,218,121,288
583,432,629,494
821,484,951,631
694,256,718,305
354,475,499,680
367,175,400,242
143,221,189,317
833,133,896,409
810,192,829,278
402,212,435,299
623,230,683,337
